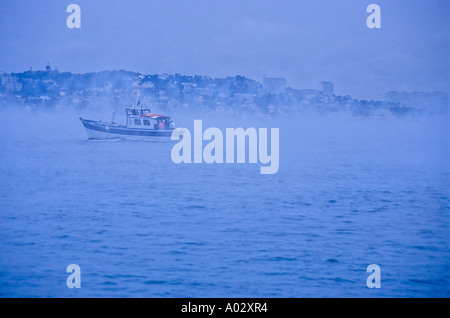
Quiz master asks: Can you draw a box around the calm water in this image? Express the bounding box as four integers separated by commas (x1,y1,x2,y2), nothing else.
0,110,448,297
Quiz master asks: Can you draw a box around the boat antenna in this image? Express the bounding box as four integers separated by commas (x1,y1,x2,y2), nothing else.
111,111,116,124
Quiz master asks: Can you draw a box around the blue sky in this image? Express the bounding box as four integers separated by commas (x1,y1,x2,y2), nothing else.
0,0,448,99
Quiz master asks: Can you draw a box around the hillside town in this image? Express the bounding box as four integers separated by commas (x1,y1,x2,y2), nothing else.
0,65,448,116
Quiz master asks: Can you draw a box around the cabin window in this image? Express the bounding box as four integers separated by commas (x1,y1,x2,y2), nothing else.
134,119,141,125
143,120,150,126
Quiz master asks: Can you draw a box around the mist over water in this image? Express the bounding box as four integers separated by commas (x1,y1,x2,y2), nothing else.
0,105,448,297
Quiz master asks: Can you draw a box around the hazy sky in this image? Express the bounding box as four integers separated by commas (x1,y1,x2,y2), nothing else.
0,0,448,99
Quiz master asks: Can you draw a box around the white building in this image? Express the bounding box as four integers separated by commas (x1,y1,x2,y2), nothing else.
2,75,22,92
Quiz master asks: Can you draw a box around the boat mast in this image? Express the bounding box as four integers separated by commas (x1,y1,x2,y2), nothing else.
134,88,141,109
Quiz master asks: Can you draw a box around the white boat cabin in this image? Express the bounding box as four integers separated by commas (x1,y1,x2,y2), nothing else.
125,108,173,130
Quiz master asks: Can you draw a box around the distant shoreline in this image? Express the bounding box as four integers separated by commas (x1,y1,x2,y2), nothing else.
0,69,448,117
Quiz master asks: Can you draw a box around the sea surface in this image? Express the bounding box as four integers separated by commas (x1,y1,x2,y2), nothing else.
0,109,448,297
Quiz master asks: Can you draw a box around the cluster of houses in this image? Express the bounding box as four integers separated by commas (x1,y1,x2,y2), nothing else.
0,66,447,116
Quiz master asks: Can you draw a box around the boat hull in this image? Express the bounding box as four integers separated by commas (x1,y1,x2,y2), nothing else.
80,118,182,141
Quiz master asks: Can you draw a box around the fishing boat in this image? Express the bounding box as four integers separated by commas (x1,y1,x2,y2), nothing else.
80,93,183,140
